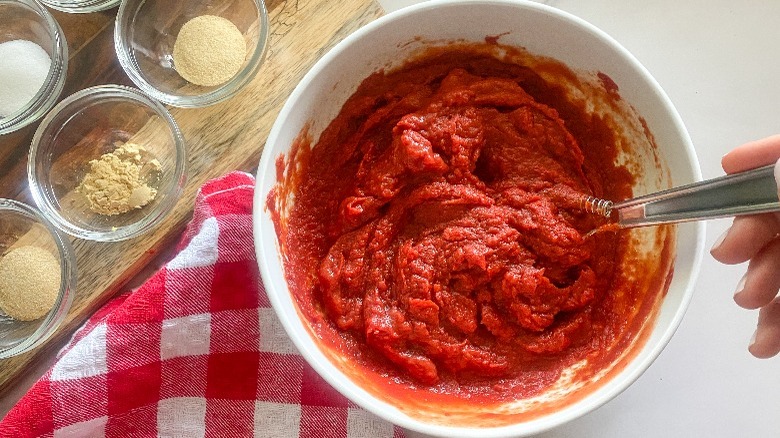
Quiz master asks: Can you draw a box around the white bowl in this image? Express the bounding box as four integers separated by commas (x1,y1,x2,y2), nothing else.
254,1,705,436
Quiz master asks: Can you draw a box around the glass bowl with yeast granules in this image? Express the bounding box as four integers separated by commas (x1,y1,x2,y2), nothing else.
114,0,269,108
254,0,705,437
28,85,186,242
0,0,68,136
0,199,76,359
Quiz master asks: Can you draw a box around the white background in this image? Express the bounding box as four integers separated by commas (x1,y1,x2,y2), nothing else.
377,1,780,437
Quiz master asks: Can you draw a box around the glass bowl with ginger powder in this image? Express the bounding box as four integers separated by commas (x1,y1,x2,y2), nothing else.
114,0,269,108
0,199,76,359
28,85,186,242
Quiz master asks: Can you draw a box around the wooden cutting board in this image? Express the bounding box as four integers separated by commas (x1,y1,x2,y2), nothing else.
0,0,383,396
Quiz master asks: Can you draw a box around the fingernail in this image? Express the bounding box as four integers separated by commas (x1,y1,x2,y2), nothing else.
711,228,729,253
749,329,757,348
774,158,780,194
734,274,746,298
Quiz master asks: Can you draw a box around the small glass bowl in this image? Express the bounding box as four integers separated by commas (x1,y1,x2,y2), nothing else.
114,0,269,108
39,0,118,13
0,0,68,136
0,199,76,359
28,85,187,242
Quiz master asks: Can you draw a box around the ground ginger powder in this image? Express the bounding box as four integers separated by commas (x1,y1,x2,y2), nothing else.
78,143,159,216
173,15,247,87
0,246,60,321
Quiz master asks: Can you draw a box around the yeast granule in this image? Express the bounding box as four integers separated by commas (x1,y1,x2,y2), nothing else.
0,246,60,321
173,15,247,87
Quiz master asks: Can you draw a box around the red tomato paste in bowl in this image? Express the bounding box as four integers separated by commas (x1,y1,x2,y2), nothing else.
268,41,675,425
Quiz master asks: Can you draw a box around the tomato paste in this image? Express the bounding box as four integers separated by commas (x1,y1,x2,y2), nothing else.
269,43,671,411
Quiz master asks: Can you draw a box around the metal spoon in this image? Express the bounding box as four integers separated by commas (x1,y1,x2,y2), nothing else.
581,164,779,228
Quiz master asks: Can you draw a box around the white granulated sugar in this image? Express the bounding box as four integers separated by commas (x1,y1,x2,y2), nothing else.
0,40,52,118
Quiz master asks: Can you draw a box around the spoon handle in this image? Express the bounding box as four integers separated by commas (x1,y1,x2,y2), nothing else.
583,164,780,228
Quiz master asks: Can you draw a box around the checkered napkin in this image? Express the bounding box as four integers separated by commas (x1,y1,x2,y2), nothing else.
0,172,407,438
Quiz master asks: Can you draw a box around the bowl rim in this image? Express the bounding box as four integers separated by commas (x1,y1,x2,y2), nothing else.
253,0,705,436
0,198,77,359
39,0,119,13
113,0,270,108
0,0,68,136
27,84,187,242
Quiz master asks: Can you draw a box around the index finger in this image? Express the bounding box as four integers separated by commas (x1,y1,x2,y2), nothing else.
721,134,780,174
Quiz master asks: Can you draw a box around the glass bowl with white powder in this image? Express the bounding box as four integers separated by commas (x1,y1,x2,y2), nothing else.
0,198,76,359
114,0,269,108
28,85,187,242
0,0,68,136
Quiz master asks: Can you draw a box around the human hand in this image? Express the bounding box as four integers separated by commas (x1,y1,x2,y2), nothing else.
710,134,780,358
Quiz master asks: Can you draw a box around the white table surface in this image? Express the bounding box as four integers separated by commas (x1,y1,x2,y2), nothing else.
378,1,780,437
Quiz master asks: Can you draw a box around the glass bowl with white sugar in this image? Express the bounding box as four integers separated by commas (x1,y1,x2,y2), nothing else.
0,0,68,136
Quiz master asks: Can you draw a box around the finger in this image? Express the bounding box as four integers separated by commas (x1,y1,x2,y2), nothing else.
722,134,780,174
733,237,780,309
710,215,780,265
748,297,780,359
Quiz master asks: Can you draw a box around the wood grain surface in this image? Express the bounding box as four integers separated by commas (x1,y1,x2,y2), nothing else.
0,0,383,396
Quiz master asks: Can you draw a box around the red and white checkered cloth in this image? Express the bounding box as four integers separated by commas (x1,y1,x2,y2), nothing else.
0,172,407,438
